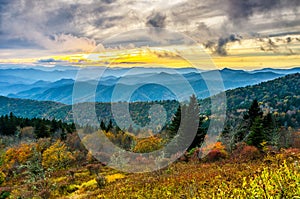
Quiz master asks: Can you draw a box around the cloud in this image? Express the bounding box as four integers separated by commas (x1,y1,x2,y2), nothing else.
0,0,299,56
37,58,63,63
50,34,96,52
215,34,241,56
226,0,279,24
146,12,167,28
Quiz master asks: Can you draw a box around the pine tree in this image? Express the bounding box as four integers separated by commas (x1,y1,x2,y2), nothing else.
34,120,50,138
169,95,202,152
168,105,182,139
50,119,59,134
107,119,113,132
235,99,264,144
127,124,134,133
247,117,265,148
100,120,106,131
247,99,263,126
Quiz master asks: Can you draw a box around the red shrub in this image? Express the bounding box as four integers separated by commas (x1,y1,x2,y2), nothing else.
233,143,261,161
206,149,228,162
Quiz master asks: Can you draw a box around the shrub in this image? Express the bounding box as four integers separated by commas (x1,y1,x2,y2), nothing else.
42,140,74,170
36,138,51,153
279,148,300,163
20,127,35,139
206,149,228,162
233,143,261,161
202,142,228,162
216,160,300,198
95,175,107,189
86,164,101,175
0,190,10,199
2,143,36,171
0,171,5,185
133,136,162,153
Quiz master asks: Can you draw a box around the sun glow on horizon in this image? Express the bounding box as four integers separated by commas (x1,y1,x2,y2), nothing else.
0,35,300,70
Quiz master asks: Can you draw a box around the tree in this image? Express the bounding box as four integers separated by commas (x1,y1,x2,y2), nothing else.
107,119,113,132
50,119,59,134
42,140,74,170
188,115,206,150
168,95,203,152
185,94,206,150
235,99,264,144
34,120,50,138
1,113,17,136
247,117,265,148
100,120,106,132
263,113,279,146
246,99,263,126
127,124,134,133
168,105,182,139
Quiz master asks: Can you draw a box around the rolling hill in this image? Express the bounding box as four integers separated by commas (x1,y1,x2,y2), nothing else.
0,73,299,128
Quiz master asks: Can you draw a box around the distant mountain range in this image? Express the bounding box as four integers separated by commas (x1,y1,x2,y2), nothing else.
0,73,299,128
1,66,300,104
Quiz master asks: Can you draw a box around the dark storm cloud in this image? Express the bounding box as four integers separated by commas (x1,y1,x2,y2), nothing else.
225,0,300,29
101,0,116,4
213,34,241,56
0,0,300,53
146,12,167,28
0,0,11,27
226,0,280,23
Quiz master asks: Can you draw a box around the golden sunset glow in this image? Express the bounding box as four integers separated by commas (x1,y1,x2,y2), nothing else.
1,35,300,70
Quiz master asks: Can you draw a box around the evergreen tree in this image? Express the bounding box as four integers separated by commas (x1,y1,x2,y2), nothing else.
127,124,134,133
262,113,279,146
50,119,59,134
188,115,206,150
107,119,113,132
168,106,182,139
34,120,50,138
100,120,106,131
5,113,17,135
246,99,263,126
247,117,265,148
235,99,264,144
168,95,202,152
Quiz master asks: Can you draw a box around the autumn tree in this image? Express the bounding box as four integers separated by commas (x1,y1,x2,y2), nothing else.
42,140,74,170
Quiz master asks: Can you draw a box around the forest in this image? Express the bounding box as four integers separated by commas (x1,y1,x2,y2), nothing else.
0,74,299,198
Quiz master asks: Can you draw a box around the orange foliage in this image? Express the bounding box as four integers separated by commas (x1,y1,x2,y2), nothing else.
2,143,36,170
204,142,228,161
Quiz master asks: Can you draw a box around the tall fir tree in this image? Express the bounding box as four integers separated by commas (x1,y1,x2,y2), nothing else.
168,105,182,139
247,117,265,148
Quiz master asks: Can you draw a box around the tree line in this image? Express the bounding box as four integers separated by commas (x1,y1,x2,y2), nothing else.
0,112,76,139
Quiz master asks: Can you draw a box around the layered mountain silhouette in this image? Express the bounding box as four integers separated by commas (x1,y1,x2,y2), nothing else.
2,67,299,104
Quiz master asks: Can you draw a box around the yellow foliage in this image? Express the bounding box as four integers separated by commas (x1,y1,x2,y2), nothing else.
106,173,125,183
80,179,97,189
0,170,5,185
42,140,74,170
133,136,162,153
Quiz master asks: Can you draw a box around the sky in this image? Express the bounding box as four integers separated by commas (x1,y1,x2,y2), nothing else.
0,0,300,69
